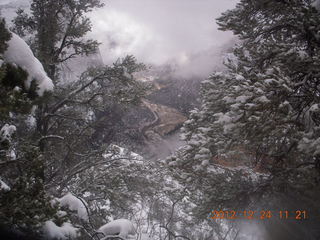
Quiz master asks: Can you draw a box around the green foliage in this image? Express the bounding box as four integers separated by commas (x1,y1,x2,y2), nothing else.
167,0,320,225
0,64,40,119
0,17,12,104
12,0,104,80
43,55,151,191
0,18,11,54
1,64,28,89
0,18,41,119
0,18,62,237
11,8,35,38
2,1,172,239
0,145,58,232
215,0,320,166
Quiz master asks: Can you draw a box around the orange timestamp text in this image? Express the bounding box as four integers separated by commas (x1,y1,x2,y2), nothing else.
209,210,307,220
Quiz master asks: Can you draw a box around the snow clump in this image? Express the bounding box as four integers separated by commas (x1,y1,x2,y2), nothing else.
3,32,54,96
43,220,78,240
58,192,89,221
98,219,135,239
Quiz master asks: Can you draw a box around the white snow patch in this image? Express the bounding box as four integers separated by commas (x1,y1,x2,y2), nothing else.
235,74,245,81
43,220,78,240
207,166,226,174
85,110,95,122
310,104,319,112
235,95,250,103
83,191,92,197
3,32,54,96
8,149,16,160
168,161,177,167
312,0,320,10
0,179,10,192
104,144,144,161
255,96,270,103
140,233,151,240
98,219,135,239
222,96,235,103
123,66,132,79
0,124,16,143
58,193,88,221
57,210,68,218
26,115,37,129
264,78,276,84
214,112,232,124
201,159,210,166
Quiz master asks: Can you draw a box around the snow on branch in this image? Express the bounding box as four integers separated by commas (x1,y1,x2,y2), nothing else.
3,32,54,96
43,220,79,240
0,178,10,192
97,219,135,240
0,124,16,143
58,192,89,221
38,135,65,144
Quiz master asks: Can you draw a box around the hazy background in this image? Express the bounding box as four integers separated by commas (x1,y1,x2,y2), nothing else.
88,0,238,77
0,0,238,77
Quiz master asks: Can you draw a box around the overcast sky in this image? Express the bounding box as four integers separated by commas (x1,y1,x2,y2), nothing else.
89,0,238,71
1,0,239,77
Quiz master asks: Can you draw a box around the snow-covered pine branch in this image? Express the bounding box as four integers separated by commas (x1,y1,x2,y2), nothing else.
3,32,53,96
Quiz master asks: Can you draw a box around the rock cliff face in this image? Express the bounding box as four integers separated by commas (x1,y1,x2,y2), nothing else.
136,99,187,159
118,94,187,159
130,71,198,158
142,100,187,137
132,99,187,159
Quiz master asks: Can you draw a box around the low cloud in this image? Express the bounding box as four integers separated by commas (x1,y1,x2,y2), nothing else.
89,0,238,77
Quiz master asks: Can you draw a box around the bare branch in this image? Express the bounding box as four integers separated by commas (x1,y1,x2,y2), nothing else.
49,72,108,114
39,135,64,143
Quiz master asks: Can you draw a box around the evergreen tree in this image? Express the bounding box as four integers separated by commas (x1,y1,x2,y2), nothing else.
167,1,320,236
0,18,62,237
7,1,156,238
12,0,103,81
0,18,11,54
215,0,320,166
